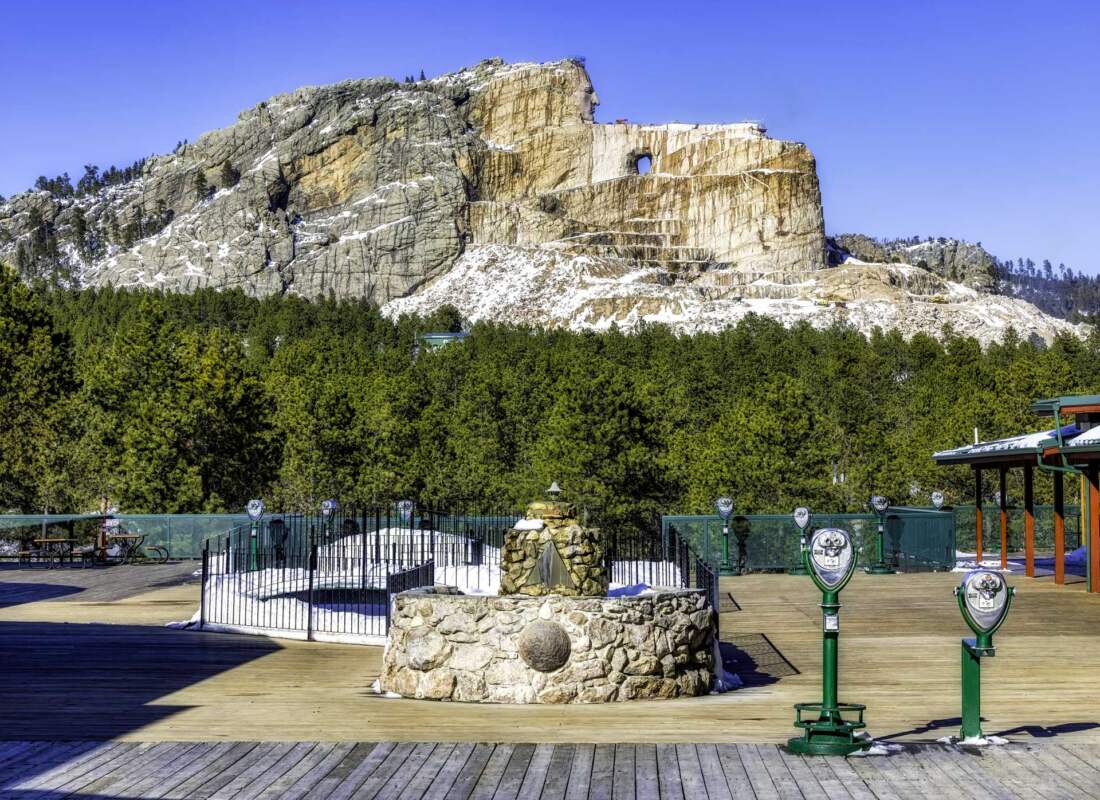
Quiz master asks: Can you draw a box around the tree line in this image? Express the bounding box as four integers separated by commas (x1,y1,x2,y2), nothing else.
28,160,149,200
995,257,1100,323
1,266,1098,533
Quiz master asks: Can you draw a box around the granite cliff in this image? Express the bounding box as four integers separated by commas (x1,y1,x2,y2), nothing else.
0,58,1080,343
832,234,998,291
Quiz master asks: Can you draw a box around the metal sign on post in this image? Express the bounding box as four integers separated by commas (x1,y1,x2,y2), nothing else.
715,497,734,572
789,506,812,575
789,527,869,755
321,498,338,543
866,495,896,574
955,569,1014,741
246,499,264,571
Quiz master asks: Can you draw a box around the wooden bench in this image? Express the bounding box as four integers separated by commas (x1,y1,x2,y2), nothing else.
1,550,42,566
74,547,100,568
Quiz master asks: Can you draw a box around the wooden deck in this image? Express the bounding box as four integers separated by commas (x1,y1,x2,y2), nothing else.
1,569,1099,746
0,561,197,605
2,740,1099,799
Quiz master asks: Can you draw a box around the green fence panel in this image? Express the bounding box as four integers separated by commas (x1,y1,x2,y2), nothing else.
951,505,1082,554
662,509,955,574
114,514,252,559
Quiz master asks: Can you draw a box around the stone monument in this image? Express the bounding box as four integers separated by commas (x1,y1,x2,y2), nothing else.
499,499,608,597
379,487,717,704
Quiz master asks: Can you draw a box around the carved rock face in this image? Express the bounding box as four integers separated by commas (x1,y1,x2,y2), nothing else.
517,619,571,672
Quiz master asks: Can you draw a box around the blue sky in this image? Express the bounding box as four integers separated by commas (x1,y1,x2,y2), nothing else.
2,0,1097,271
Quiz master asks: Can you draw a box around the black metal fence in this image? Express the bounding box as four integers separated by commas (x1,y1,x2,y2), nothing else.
199,504,718,642
605,524,719,609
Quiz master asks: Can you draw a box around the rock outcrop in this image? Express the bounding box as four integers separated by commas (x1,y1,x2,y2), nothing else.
834,234,998,291
0,57,1078,344
382,244,1083,344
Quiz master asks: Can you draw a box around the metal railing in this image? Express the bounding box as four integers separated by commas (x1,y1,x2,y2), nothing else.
199,504,719,641
605,525,719,609
200,536,440,640
200,505,516,641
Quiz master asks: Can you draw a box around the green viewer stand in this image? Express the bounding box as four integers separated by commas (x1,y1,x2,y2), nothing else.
955,570,1014,741
788,528,869,755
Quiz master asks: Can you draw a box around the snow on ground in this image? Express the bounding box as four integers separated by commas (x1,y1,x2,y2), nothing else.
381,245,1082,345
953,551,1014,572
937,734,1009,747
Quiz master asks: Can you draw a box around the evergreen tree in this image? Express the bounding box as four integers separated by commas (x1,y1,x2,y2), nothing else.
192,169,209,199
0,266,74,511
219,161,240,188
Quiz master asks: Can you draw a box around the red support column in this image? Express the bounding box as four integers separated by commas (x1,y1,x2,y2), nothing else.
974,468,984,565
1090,465,1100,594
1024,463,1035,578
1054,471,1065,585
999,467,1008,570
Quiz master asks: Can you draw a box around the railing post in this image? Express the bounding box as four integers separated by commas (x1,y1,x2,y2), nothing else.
361,516,368,592
385,569,395,634
200,543,208,629
307,525,316,642
374,507,381,563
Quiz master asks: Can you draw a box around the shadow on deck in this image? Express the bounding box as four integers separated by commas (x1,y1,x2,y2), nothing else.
0,620,280,791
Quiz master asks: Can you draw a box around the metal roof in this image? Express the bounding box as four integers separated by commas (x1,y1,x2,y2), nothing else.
1063,424,1100,454
933,424,1080,465
1031,395,1100,416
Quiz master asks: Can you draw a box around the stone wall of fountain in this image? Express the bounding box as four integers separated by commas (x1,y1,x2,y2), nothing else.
380,587,713,703
379,496,717,704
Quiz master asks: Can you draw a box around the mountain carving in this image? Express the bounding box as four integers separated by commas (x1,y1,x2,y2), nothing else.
0,58,1081,344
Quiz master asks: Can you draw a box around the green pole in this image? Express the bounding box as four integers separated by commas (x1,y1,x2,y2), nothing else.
721,524,730,572
960,641,983,739
866,513,895,574
821,591,839,715
788,529,809,575
249,521,258,571
955,575,1012,742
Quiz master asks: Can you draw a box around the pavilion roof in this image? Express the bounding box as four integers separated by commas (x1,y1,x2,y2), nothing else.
1062,424,1100,455
1031,394,1100,416
933,423,1080,466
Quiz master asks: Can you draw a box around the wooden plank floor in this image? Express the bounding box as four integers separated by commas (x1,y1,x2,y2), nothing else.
3,570,1100,744
1,741,1097,799
0,562,197,606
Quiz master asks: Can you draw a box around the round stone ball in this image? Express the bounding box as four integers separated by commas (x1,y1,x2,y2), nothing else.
517,620,572,672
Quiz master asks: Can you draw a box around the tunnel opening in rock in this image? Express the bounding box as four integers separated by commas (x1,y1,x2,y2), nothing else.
633,154,653,175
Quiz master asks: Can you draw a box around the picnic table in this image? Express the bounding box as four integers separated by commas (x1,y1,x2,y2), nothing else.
107,533,145,564
106,533,168,564
32,537,79,567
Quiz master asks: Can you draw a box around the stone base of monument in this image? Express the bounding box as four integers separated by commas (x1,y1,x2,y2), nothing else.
380,587,715,703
